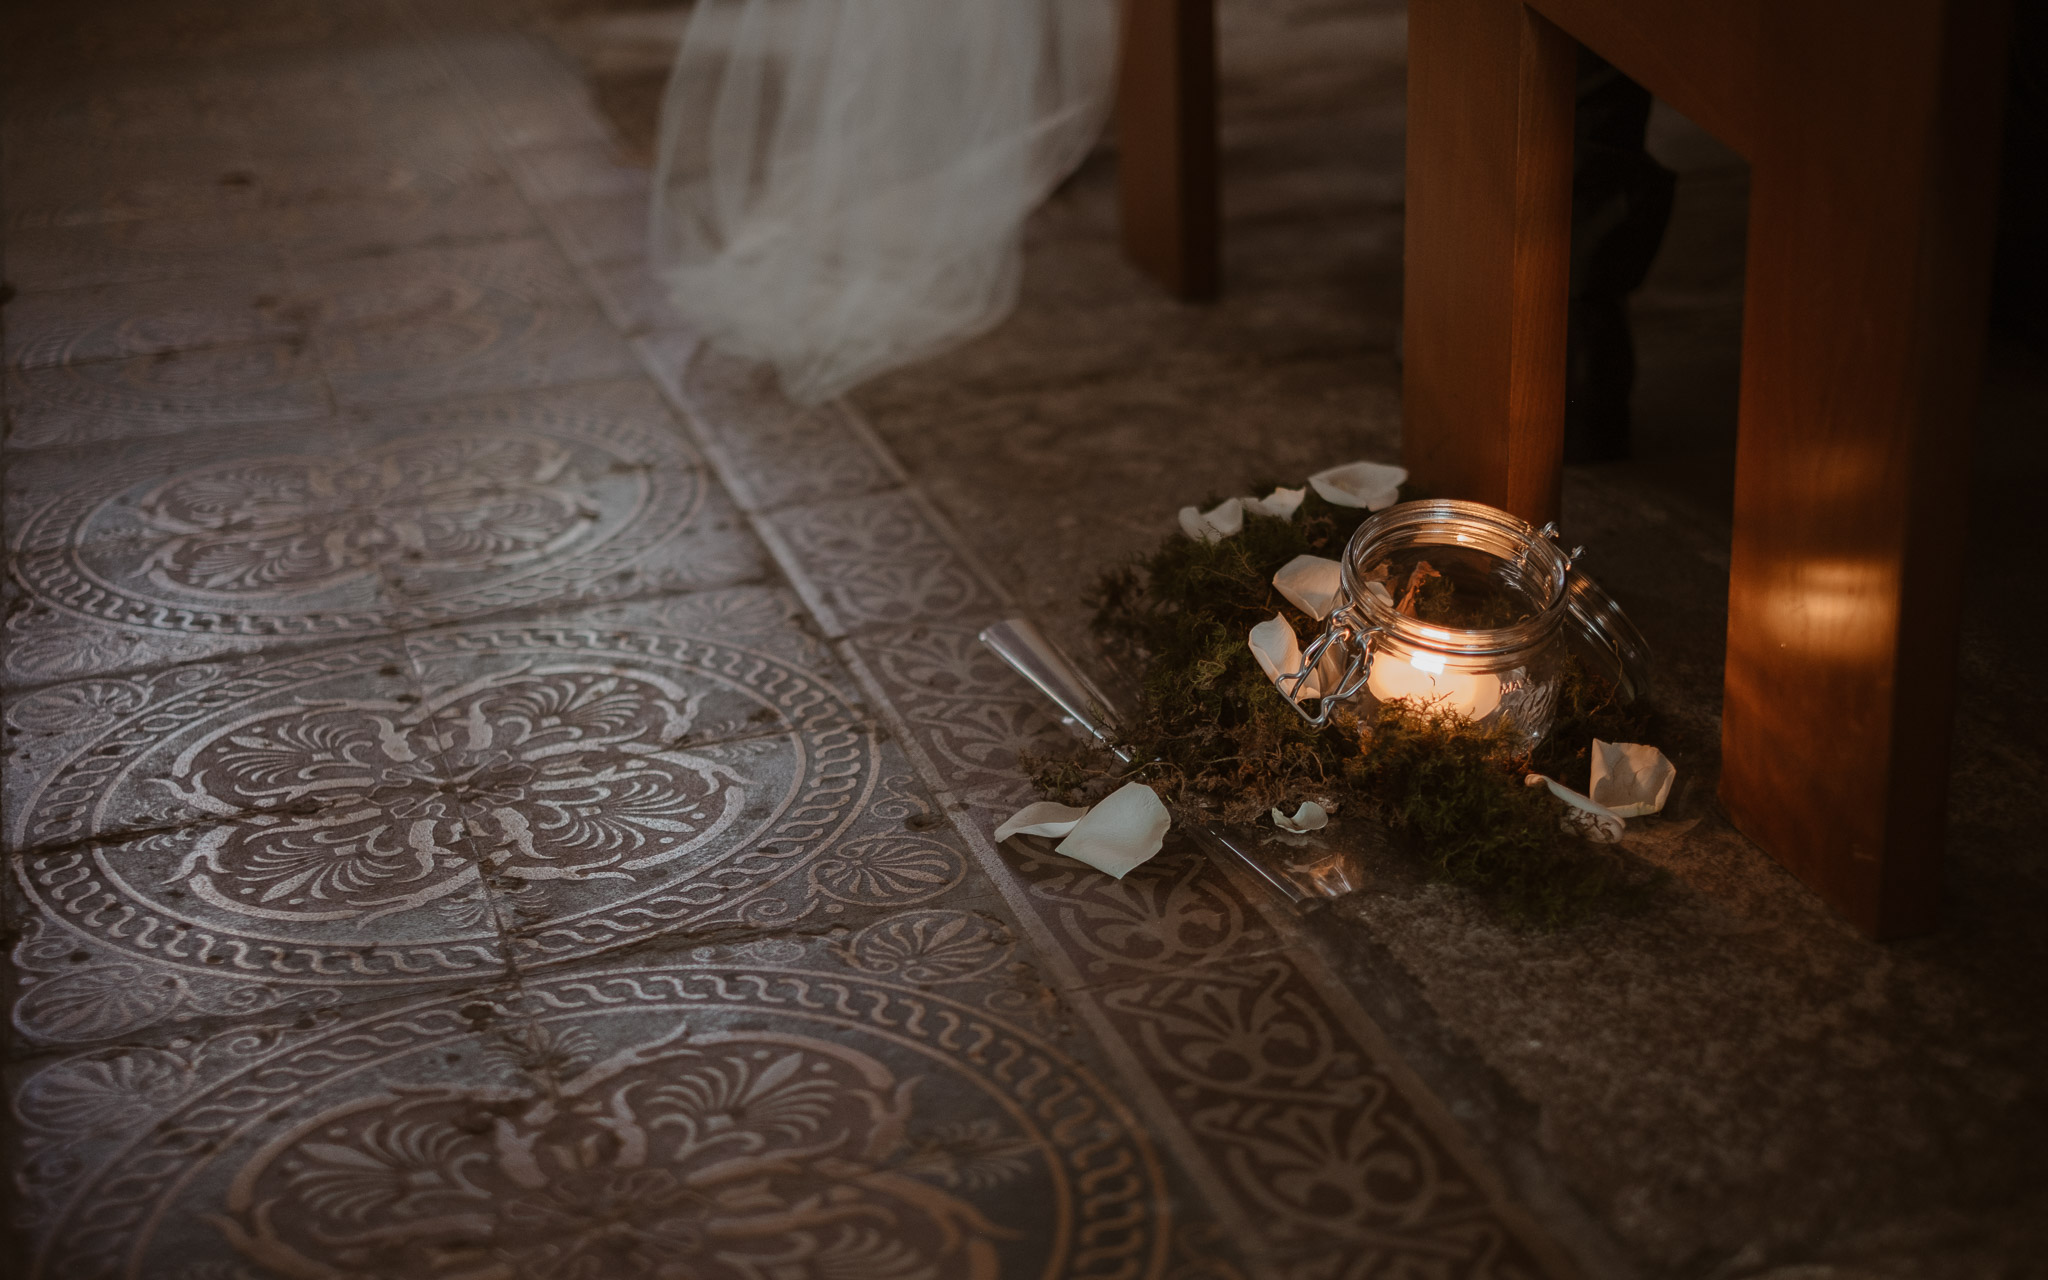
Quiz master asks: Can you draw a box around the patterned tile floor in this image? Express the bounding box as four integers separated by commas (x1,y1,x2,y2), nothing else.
3,2,1578,1276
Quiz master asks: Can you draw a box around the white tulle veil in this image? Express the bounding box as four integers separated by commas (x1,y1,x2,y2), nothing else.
650,0,1119,404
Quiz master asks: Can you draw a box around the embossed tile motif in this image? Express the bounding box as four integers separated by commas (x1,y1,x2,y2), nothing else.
1,2,1575,1275
296,237,642,407
1097,955,1559,1276
9,952,1175,1280
2,640,427,855
765,491,1005,637
0,382,753,685
668,343,906,512
392,616,924,966
5,811,516,1054
842,622,1294,982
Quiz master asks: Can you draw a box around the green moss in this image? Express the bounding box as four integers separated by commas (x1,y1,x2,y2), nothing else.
1344,700,1652,926
1032,485,1660,927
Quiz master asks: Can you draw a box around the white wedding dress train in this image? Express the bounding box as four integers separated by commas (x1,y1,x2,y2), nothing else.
650,0,1119,404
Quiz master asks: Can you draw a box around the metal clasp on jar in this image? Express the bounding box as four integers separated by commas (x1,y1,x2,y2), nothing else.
1277,604,1383,728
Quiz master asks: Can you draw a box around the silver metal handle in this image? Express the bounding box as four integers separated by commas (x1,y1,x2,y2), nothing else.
1534,520,1586,573
1277,608,1380,727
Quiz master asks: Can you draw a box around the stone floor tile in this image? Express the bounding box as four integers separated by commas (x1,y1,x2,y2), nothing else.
490,728,982,971
1,423,296,555
0,383,754,684
0,586,301,692
841,621,1293,985
442,588,865,724
1093,951,1568,1276
388,605,904,968
6,792,514,1052
546,191,649,268
266,178,541,264
2,273,308,371
4,975,525,1277
204,36,453,104
440,33,614,148
1,79,251,151
512,139,650,204
762,491,1006,638
242,108,499,171
574,585,851,684
1,415,385,592
665,344,907,512
1,213,283,292
2,155,259,232
840,620,1061,818
229,143,509,210
291,237,636,407
0,4,1620,1276
2,638,426,855
591,258,688,334
319,305,644,409
9,954,1170,1280
290,234,588,329
996,834,1295,988
2,341,334,453
378,485,772,617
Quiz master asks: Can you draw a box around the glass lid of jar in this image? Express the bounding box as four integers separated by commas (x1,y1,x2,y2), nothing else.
1564,567,1652,701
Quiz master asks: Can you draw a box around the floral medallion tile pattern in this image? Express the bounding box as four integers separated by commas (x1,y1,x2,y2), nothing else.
13,949,1170,1280
2,2,1576,1277
2,382,742,685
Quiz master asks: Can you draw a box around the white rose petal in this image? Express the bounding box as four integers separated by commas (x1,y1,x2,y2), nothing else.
1245,486,1306,519
995,782,1170,879
1589,740,1676,817
1273,554,1344,619
1309,460,1408,511
1271,801,1329,833
993,801,1092,843
1178,498,1245,543
1525,774,1626,843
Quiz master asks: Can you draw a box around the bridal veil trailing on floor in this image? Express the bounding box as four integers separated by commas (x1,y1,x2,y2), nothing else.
650,0,1118,404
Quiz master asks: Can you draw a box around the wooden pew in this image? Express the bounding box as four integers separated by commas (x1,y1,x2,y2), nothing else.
1405,0,2010,939
1119,0,2012,938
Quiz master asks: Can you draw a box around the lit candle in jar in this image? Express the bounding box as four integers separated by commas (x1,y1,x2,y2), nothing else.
1366,648,1503,720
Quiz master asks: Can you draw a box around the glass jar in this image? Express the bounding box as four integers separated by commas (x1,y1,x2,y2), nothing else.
1279,499,1649,747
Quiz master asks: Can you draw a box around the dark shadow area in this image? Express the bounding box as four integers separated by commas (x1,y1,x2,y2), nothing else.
1623,101,1748,515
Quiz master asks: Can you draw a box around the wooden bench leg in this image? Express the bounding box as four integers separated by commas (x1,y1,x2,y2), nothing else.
1117,0,1220,301
1722,0,2009,939
1401,0,1578,523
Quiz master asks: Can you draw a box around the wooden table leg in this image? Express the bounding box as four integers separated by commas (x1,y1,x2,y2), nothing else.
1721,0,2009,939
1402,0,1578,524
1117,0,1220,301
